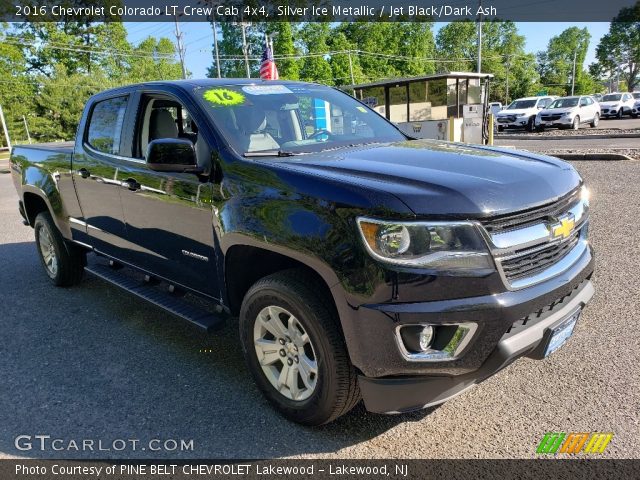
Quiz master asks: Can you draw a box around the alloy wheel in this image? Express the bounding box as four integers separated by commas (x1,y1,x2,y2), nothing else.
38,227,58,277
253,305,318,401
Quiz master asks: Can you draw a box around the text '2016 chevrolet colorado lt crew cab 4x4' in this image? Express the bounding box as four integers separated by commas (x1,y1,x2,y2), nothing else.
10,80,594,425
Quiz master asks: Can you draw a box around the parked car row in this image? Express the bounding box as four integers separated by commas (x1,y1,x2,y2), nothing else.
494,92,640,132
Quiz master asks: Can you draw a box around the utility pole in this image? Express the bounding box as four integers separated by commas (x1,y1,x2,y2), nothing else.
174,16,187,79
0,104,11,151
212,20,221,78
571,49,577,96
505,56,510,105
477,0,483,73
348,51,355,85
241,22,251,78
22,115,31,144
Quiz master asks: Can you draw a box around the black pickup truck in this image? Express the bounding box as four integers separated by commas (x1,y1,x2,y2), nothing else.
10,80,594,425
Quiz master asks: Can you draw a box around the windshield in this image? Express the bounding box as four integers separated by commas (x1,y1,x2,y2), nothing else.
602,94,621,102
548,98,579,109
633,93,640,99
195,84,405,156
507,100,536,110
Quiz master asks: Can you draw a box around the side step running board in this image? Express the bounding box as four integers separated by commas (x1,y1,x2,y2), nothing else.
85,264,225,332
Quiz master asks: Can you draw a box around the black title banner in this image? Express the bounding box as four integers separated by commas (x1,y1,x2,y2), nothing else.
1,459,639,480
3,0,640,22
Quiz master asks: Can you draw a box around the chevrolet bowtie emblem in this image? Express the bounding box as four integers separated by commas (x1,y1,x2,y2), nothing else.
550,215,575,240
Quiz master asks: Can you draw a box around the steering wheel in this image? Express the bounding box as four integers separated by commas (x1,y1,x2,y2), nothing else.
307,129,334,141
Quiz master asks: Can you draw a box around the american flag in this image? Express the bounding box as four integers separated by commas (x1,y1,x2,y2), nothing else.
259,40,279,80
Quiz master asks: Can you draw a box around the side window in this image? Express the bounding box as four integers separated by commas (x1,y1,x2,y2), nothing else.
580,97,589,107
87,96,128,155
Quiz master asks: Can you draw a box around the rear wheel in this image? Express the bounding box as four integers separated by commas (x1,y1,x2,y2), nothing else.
590,113,599,128
239,269,360,425
34,211,85,286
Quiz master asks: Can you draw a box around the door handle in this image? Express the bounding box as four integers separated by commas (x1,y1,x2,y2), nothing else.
123,178,141,191
78,168,90,179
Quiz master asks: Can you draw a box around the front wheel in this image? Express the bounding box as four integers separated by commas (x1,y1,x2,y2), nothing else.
617,109,623,119
527,117,536,132
590,113,599,128
34,211,85,286
572,116,580,130
239,269,360,425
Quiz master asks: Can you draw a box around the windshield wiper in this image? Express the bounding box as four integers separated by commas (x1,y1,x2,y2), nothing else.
243,150,297,158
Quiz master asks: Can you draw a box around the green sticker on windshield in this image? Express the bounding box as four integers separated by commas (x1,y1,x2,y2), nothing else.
356,106,367,113
203,88,245,106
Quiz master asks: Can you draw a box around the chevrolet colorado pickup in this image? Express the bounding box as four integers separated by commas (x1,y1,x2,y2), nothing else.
10,80,594,425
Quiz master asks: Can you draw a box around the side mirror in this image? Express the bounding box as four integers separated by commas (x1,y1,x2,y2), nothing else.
146,138,201,173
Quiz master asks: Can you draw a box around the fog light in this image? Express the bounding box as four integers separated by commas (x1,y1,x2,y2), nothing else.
419,326,434,351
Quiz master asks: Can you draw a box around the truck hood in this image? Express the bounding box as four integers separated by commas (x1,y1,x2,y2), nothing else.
497,109,533,116
539,107,575,115
274,140,581,218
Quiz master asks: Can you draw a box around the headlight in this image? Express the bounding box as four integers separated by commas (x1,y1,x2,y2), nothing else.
563,112,573,117
610,103,619,108
357,218,494,274
515,113,527,117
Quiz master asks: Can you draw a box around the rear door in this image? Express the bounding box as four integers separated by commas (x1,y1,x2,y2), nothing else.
115,89,220,299
72,93,132,257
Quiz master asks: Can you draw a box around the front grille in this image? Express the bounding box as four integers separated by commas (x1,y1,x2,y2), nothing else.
541,114,562,121
499,230,581,282
497,115,516,123
502,279,587,340
601,109,609,113
481,187,581,233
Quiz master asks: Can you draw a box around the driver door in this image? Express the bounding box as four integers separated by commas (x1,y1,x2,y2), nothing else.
116,91,221,299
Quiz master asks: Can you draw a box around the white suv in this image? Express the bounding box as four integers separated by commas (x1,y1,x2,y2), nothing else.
495,96,555,132
535,96,600,130
599,92,635,118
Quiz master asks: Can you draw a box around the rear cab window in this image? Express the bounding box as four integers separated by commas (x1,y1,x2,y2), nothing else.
86,96,129,155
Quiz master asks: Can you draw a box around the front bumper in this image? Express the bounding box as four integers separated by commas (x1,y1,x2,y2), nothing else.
536,116,573,128
601,108,620,117
359,279,594,413
496,117,529,128
332,238,594,414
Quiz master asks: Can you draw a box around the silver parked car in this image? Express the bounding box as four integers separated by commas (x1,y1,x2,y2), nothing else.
535,96,601,130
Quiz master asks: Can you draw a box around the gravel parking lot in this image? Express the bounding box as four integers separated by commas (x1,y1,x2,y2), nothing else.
0,160,638,460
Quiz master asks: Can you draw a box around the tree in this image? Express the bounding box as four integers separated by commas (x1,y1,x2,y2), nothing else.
435,22,476,73
537,27,594,95
298,23,333,85
435,21,539,102
592,4,640,92
29,65,104,141
0,23,36,144
326,32,363,87
128,37,183,82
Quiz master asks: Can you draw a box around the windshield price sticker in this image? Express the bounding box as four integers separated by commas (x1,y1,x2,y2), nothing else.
242,85,293,96
203,88,245,106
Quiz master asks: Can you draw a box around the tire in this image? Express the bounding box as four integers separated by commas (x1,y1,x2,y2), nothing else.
632,114,638,119
239,269,360,425
617,109,623,119
590,113,599,128
527,116,536,132
572,116,580,130
34,211,85,286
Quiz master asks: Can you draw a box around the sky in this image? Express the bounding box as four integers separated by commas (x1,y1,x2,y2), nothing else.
124,22,611,79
